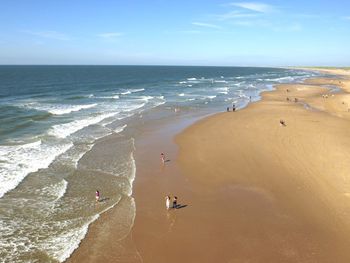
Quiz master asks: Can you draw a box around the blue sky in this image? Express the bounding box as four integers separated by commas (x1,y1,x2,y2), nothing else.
0,0,349,66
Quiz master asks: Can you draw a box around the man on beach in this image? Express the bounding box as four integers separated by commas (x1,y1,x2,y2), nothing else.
95,190,100,202
172,196,178,208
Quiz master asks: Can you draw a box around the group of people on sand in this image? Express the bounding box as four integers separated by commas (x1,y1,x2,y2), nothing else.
227,103,236,112
161,153,180,210
165,195,178,210
95,152,181,210
286,97,298,103
286,88,299,103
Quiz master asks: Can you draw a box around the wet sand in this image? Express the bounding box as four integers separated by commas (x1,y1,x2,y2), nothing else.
67,69,350,262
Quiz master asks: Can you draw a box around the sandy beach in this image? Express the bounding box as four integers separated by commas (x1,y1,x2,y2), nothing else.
67,69,350,263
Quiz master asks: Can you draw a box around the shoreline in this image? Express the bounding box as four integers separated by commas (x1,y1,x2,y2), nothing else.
66,68,350,262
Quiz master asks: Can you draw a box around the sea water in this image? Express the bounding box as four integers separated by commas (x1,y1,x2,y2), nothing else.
0,66,321,262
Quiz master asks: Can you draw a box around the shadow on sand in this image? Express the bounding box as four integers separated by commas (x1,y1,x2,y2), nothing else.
173,204,188,209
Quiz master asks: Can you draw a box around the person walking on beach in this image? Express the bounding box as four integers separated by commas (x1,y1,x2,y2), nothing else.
172,196,178,209
232,104,236,112
95,190,100,202
161,153,165,163
165,196,171,210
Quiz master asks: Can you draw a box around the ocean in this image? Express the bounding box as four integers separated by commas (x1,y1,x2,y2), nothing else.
0,66,321,262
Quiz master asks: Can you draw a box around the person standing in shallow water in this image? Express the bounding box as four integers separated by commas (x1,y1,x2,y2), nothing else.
165,196,171,210
95,190,100,202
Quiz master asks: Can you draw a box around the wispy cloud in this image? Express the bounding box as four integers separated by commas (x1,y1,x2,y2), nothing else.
343,16,350,20
192,22,221,29
229,2,277,13
273,23,302,32
216,11,258,21
97,32,123,39
179,30,201,34
23,30,70,41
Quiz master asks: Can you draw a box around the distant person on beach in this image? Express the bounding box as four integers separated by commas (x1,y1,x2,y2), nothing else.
173,196,178,208
227,107,230,112
161,153,165,163
95,190,100,202
286,97,290,101
286,89,290,92
165,196,171,210
232,104,236,112
294,98,298,103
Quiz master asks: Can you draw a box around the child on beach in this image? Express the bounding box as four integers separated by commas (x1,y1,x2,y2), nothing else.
95,190,100,202
165,196,171,210
172,196,178,209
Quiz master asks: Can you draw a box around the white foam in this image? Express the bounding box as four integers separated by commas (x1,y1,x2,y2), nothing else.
121,103,146,112
98,95,119,99
120,88,145,95
187,78,197,81
128,150,136,195
137,95,154,102
57,144,94,169
0,140,73,198
48,112,117,139
204,95,216,100
49,104,97,115
216,87,229,92
114,124,127,133
178,93,185,97
43,215,99,262
233,82,244,86
36,179,68,202
266,76,295,82
56,180,68,200
23,103,97,115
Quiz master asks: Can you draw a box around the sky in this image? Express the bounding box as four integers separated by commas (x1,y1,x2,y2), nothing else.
0,0,349,66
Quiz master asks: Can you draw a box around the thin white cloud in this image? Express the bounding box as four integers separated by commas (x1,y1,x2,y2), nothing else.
192,22,221,29
343,16,350,20
23,30,70,41
272,23,302,32
231,19,271,27
97,32,123,39
179,30,201,34
216,11,258,20
230,2,277,13
288,23,302,31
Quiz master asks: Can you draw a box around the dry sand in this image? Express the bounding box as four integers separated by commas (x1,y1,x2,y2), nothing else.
67,69,350,263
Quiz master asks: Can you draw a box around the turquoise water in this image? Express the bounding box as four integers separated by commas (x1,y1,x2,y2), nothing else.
0,66,320,262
